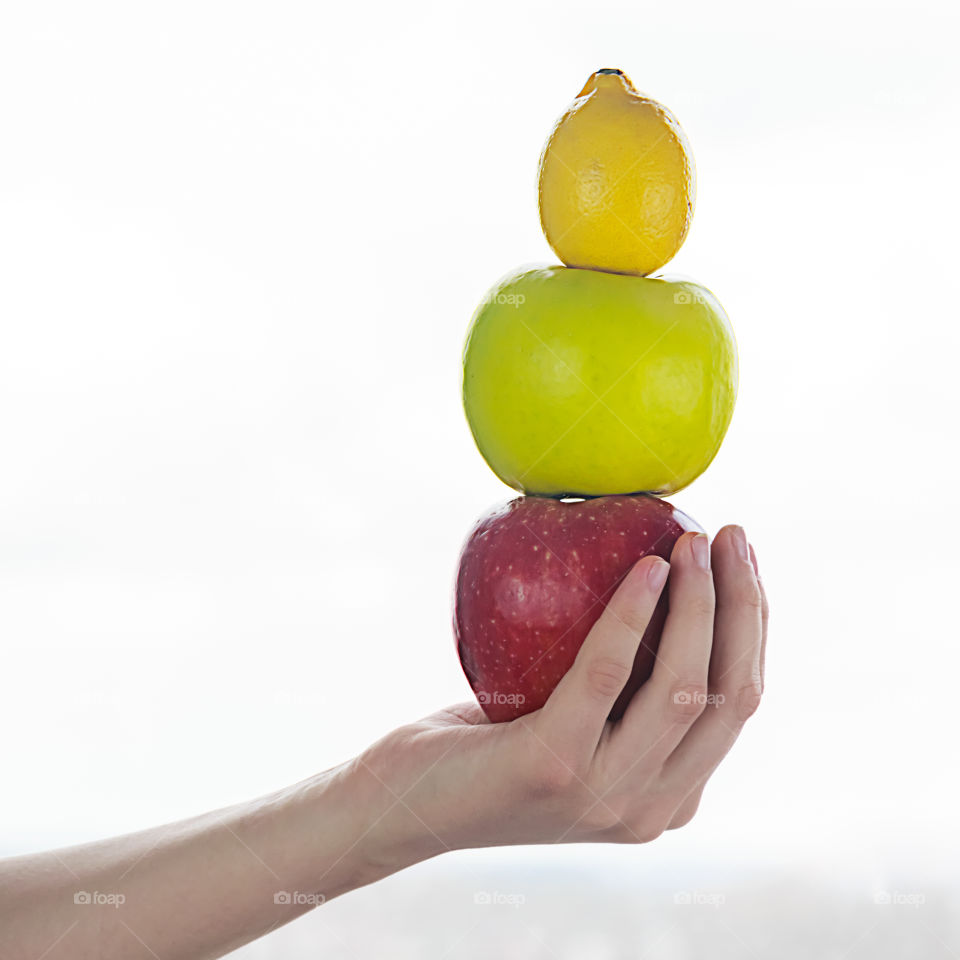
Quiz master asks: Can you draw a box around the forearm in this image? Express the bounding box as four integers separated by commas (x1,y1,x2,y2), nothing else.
0,756,431,960
0,523,768,958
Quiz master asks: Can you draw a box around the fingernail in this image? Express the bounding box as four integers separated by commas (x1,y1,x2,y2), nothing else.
691,534,710,570
647,558,669,590
733,526,749,562
749,542,760,577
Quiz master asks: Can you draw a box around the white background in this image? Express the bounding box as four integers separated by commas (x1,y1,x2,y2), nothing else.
2,0,959,955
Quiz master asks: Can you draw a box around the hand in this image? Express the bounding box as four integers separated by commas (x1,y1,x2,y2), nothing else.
0,525,767,960
352,525,768,871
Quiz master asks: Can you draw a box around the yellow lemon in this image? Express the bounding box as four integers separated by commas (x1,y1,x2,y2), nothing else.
538,69,695,277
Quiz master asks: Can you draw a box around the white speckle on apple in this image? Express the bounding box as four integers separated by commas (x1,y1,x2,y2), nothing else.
532,545,539,551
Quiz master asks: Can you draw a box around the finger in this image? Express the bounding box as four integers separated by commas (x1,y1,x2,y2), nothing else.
750,542,769,689
666,781,704,830
535,554,669,765
662,525,763,789
614,531,715,770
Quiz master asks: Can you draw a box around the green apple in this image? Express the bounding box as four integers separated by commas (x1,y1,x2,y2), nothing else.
462,266,738,496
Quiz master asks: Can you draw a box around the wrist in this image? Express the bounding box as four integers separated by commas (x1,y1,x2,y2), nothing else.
337,749,451,884
225,762,377,906
261,749,448,902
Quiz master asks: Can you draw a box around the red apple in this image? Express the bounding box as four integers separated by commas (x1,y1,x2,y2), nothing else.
454,494,702,723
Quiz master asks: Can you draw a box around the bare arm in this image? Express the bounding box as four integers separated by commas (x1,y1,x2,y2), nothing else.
0,525,767,960
0,758,409,960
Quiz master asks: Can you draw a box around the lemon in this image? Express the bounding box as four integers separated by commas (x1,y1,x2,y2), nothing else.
538,69,695,277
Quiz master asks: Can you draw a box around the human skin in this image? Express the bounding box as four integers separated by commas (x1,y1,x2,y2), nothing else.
0,525,767,960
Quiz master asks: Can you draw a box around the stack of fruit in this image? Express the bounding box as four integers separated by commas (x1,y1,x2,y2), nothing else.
453,69,738,723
